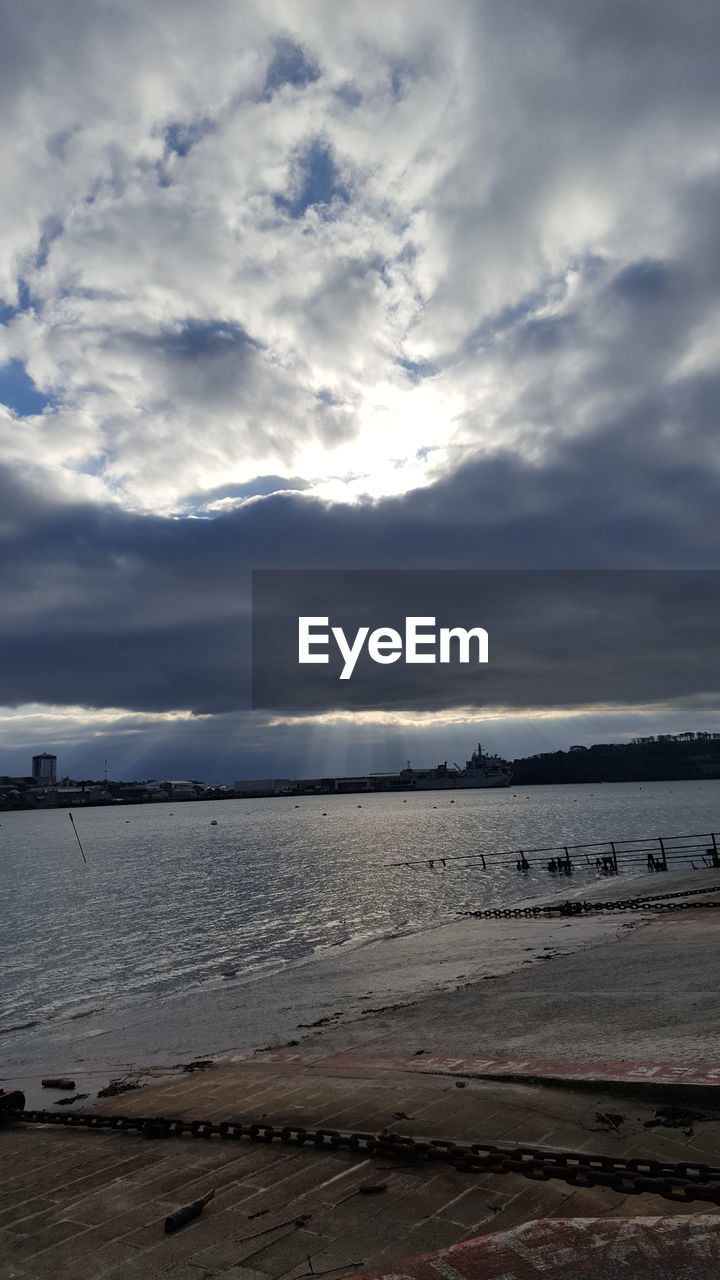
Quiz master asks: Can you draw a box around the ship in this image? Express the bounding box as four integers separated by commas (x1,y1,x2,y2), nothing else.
398,743,513,790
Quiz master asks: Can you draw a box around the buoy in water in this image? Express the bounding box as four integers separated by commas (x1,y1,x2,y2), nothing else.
210,819,218,825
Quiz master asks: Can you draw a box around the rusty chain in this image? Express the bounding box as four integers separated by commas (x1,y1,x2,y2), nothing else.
11,1108,720,1206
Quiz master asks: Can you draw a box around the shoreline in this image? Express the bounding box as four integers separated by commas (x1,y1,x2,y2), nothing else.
0,839,674,1053
9,864,718,1110
3,781,719,1057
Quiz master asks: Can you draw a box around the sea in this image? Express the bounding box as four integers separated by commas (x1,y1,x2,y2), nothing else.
2,780,719,1076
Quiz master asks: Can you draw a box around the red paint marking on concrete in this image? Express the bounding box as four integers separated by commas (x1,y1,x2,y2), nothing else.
220,1047,720,1087
347,1215,720,1279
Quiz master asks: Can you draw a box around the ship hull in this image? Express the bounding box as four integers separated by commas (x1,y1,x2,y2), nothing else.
405,773,512,789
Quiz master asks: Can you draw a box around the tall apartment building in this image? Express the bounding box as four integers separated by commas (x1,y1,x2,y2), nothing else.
32,753,57,784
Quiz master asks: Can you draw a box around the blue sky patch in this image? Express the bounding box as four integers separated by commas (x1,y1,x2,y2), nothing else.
388,59,417,100
46,126,79,160
0,359,54,416
180,474,309,515
611,259,670,302
316,388,342,406
164,117,215,158
262,38,320,99
276,141,348,218
334,83,362,109
35,216,64,270
160,319,257,359
398,357,437,380
0,280,32,324
77,450,111,477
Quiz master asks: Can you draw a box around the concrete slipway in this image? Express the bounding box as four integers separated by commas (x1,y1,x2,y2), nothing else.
3,868,720,1278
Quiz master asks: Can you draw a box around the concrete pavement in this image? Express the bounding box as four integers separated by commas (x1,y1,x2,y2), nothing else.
4,1061,720,1279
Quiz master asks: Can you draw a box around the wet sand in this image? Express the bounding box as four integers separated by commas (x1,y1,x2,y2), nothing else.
271,866,720,1068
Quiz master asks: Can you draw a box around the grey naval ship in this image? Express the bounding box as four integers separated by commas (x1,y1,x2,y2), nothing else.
399,743,513,789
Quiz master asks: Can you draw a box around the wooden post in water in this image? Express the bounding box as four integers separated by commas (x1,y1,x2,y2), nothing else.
68,812,87,865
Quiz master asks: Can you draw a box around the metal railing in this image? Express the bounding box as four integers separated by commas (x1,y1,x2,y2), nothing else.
389,830,720,875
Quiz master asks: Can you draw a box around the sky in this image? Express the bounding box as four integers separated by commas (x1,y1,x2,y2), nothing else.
1,0,720,782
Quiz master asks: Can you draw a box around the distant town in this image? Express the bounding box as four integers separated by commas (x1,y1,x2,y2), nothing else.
2,749,484,808
2,732,720,811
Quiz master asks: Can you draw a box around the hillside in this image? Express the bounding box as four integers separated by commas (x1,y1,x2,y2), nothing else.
511,733,720,785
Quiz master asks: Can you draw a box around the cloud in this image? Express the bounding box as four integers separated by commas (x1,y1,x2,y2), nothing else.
2,695,720,784
2,1,720,773
0,394,719,725
0,1,718,512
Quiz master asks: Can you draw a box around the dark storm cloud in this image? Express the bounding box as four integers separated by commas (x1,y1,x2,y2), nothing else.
1,386,719,718
0,618,247,715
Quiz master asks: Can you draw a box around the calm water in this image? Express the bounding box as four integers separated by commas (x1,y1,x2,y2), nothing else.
2,781,719,1043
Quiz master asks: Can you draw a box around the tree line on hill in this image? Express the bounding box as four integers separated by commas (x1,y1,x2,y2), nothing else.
511,733,720,784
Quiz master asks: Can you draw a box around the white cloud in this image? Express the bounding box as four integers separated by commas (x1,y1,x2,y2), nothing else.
1,1,718,511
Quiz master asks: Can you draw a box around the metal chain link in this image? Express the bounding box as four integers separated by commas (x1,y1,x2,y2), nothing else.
12,1109,720,1206
463,884,720,920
